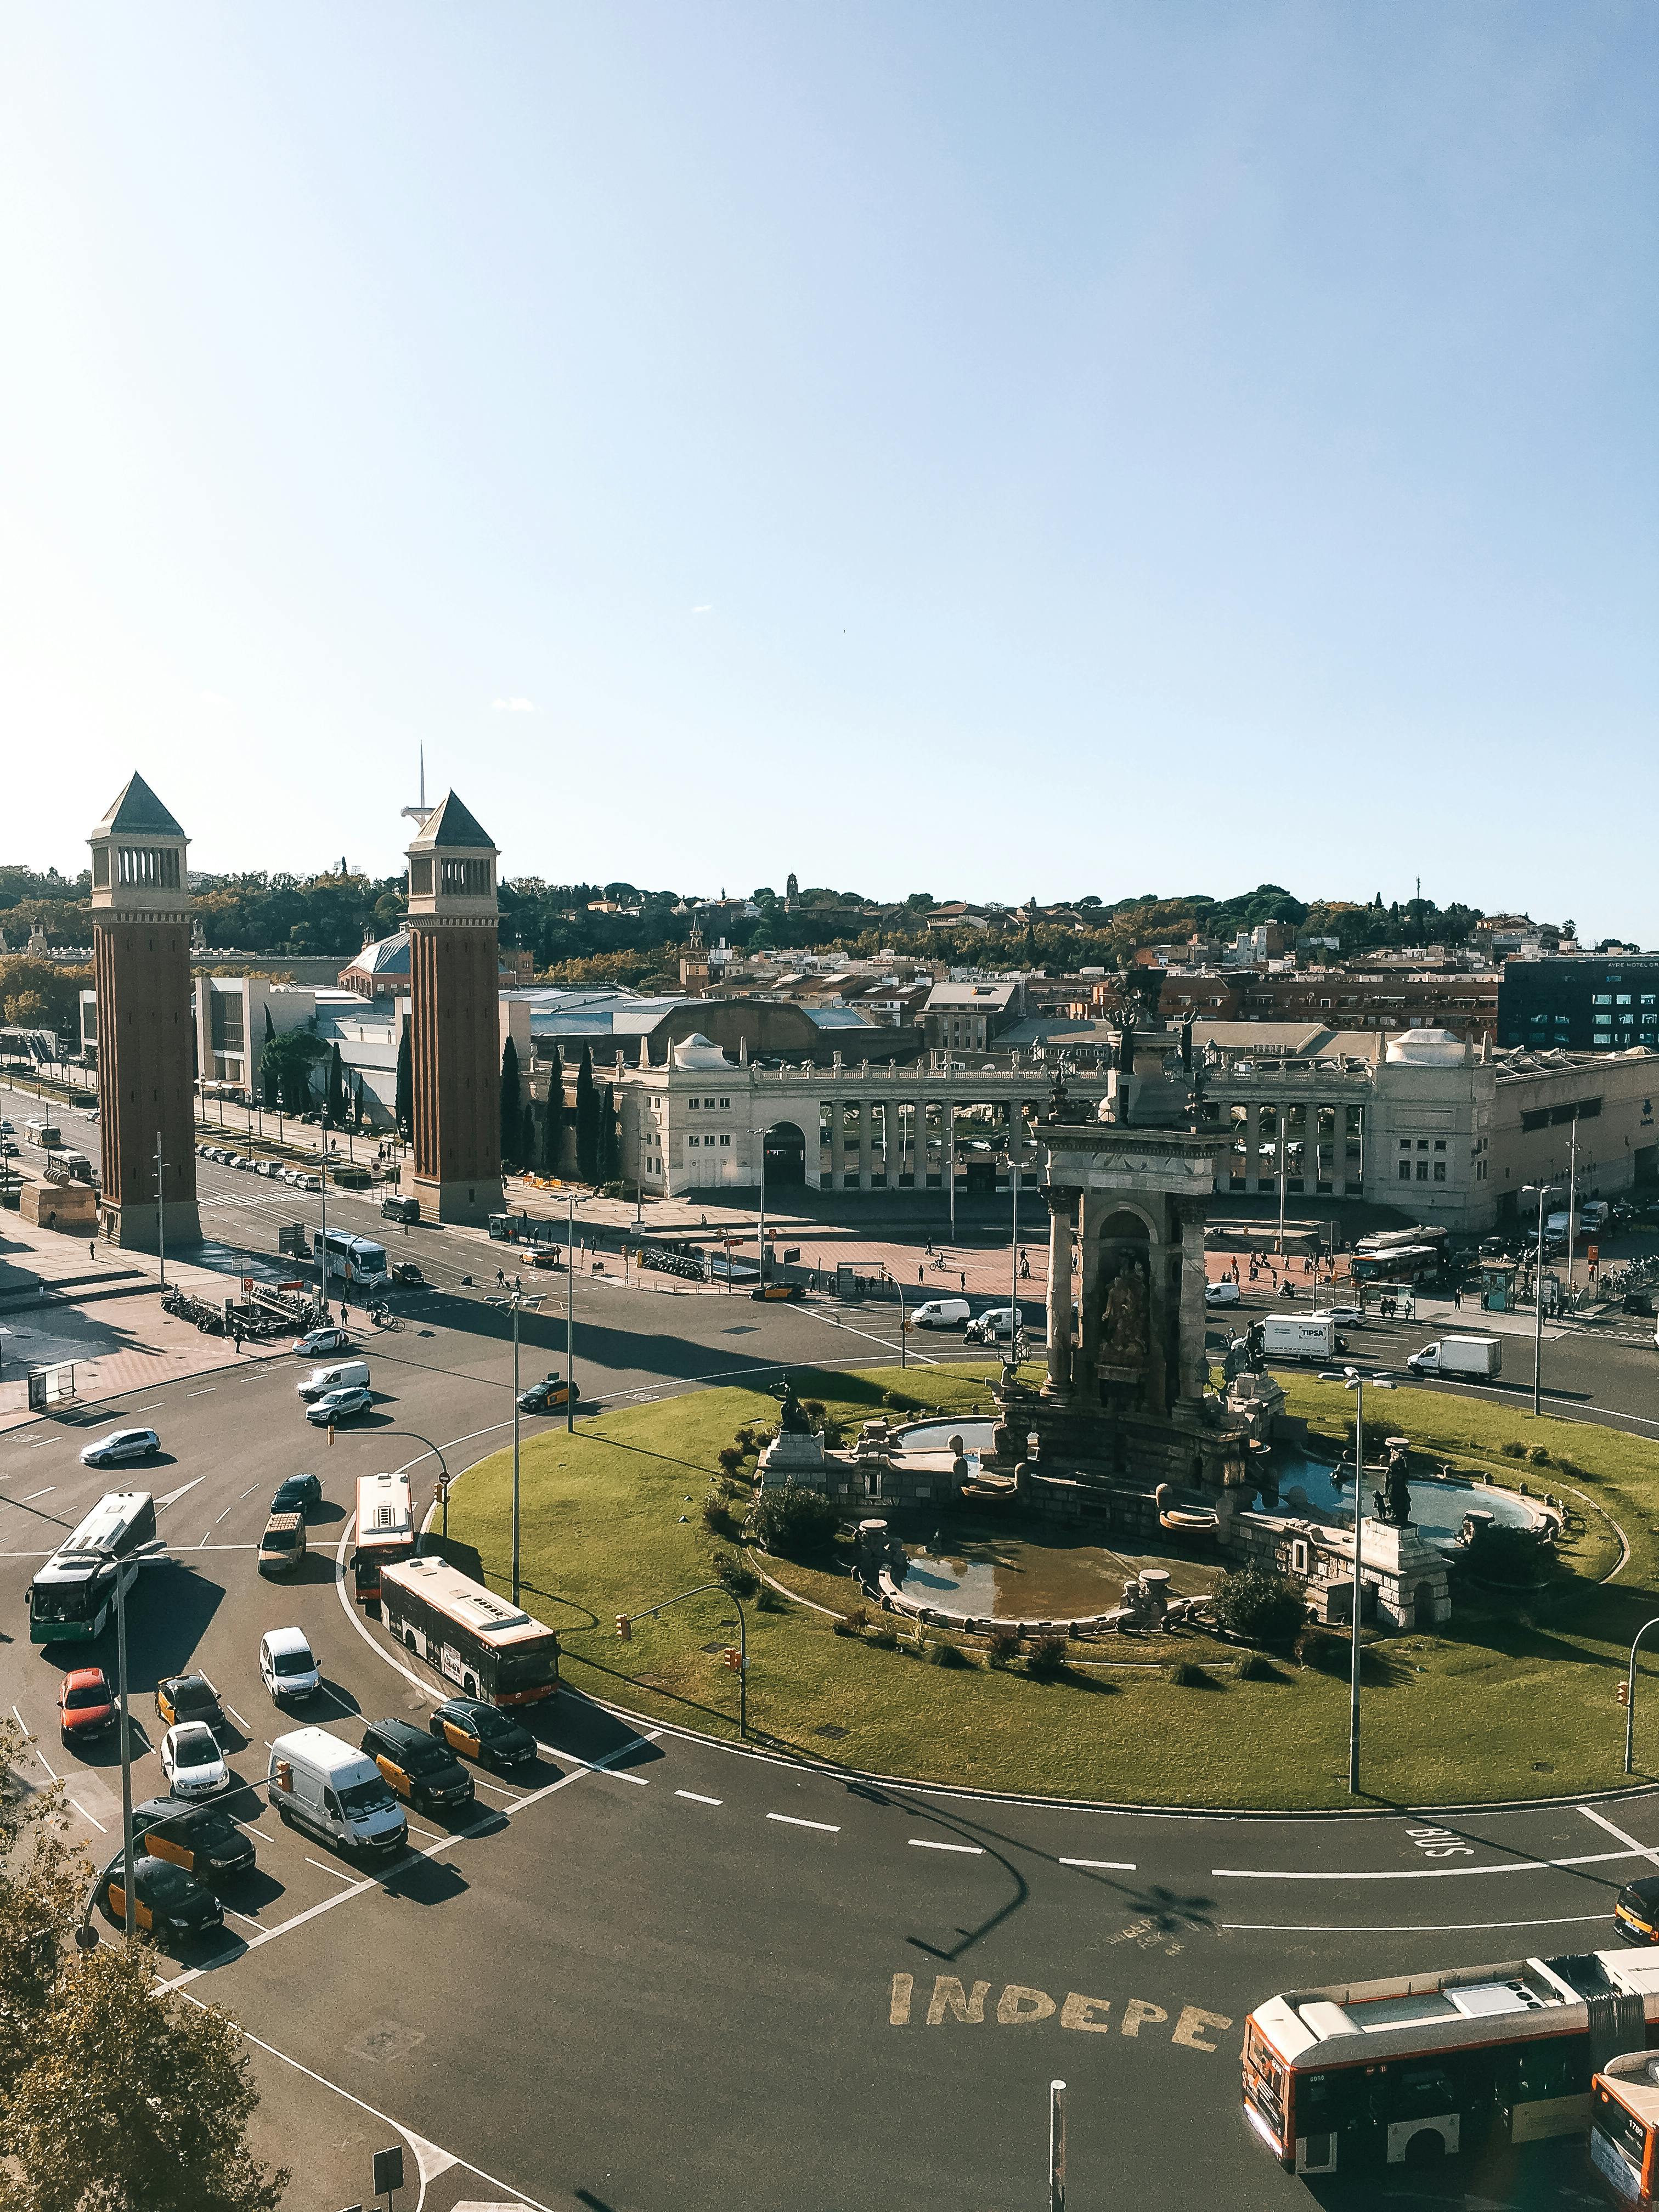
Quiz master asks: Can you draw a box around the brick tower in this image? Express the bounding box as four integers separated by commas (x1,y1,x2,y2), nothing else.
88,774,202,1250
400,791,505,1224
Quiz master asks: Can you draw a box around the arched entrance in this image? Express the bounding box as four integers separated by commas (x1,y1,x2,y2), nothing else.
764,1121,807,1187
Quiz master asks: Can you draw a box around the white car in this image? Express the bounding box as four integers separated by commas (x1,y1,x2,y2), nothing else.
80,1427,161,1468
964,1306,1020,1345
300,1175,323,1193
1314,1304,1365,1328
160,1721,229,1798
259,1626,320,1703
1204,1280,1242,1308
305,1385,372,1426
294,1328,352,1358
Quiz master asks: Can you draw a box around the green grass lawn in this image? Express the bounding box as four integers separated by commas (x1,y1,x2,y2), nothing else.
444,1362,1659,1809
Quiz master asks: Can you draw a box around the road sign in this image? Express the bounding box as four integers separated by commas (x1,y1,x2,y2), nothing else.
371,2146,404,2198
1588,1243,1600,1266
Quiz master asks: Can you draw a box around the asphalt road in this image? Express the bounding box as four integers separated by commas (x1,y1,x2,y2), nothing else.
9,1109,1659,2207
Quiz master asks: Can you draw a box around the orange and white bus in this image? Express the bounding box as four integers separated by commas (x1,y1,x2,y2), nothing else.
1244,1948,1659,2177
380,1555,559,1708
1592,2052,1659,2204
351,1471,415,1605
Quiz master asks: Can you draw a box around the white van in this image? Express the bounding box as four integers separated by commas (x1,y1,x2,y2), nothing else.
267,1726,408,1862
259,1627,321,1702
911,1298,970,1330
296,1359,370,1403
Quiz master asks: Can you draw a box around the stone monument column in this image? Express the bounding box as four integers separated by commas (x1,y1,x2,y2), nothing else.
1042,1186,1076,1397
87,774,202,1251
1175,1198,1210,1402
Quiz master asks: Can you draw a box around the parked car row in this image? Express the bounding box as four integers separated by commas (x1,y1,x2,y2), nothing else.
195,1143,321,1191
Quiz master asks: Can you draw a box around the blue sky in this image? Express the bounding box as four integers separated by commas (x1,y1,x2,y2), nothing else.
3,3,1655,934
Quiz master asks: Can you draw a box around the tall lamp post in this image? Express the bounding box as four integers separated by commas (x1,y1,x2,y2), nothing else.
84,1536,167,1936
490,1286,540,1607
617,1581,748,1736
1625,1616,1659,1775
566,1187,577,1434
1318,1366,1393,1795
1523,1182,1559,1418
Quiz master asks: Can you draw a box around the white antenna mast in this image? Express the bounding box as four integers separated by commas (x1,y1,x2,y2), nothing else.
400,742,430,826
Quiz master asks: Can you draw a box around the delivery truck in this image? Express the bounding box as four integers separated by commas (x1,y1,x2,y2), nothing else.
1406,1334,1502,1381
1258,1315,1347,1363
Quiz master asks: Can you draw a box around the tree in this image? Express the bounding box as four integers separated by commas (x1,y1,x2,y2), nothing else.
747,1480,838,1557
259,1026,325,1115
325,1041,346,1125
259,1009,278,1109
539,1045,565,1176
2,1943,287,2212
353,1073,366,1131
1211,1565,1307,1650
596,1084,618,1184
574,1044,598,1182
499,1036,523,1169
394,1015,413,1137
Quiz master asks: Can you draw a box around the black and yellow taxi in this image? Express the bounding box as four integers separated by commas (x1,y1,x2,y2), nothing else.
517,1375,580,1413
1615,1876,1659,1943
129,1796,256,1883
430,1696,539,1775
360,1717,475,1813
154,1673,223,1731
750,1282,804,1301
95,1853,223,1948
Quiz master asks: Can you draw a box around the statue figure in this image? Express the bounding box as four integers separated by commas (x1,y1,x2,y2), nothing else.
1245,1320,1266,1373
1116,1020,1136,1078
1102,1261,1149,1361
1373,1444,1412,1527
1179,1015,1194,1075
772,1375,811,1435
1221,1335,1250,1385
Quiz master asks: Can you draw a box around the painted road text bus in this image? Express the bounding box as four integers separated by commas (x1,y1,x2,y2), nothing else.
352,1471,416,1604
29,1491,159,1644
1244,1948,1659,2177
380,1555,559,1708
313,1228,390,1290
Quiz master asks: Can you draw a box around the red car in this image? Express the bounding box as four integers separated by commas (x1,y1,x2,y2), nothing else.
58,1667,117,1743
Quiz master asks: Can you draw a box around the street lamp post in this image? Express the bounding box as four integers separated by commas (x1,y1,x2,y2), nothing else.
620,1581,748,1736
1626,1617,1659,1775
86,1537,166,1936
1318,1366,1394,1795
566,1187,577,1434
1523,1183,1559,1417
153,1130,168,1291
895,1276,908,1369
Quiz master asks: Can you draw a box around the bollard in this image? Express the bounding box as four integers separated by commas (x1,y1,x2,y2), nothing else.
1049,2079,1066,2212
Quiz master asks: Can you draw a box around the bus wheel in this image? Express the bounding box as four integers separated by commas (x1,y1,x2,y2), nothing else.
1402,2130,1447,2168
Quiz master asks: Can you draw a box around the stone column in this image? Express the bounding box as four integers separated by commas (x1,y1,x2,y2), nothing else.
1042,1187,1076,1397
1244,1101,1262,1192
1330,1102,1347,1199
1175,1199,1210,1402
830,1094,847,1187
856,1100,873,1190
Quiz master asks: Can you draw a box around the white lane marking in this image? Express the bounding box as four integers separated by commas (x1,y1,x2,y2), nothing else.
22,1487,54,1500
592,1762,649,1785
1212,1849,1641,1881
676,1790,722,1806
467,1776,519,1800
1060,1857,1138,1871
239,1483,261,1501
1579,1803,1659,1865
304,1856,362,1887
132,1401,164,1412
10,1707,55,1780
69,1798,108,1833
768,1813,839,1833
186,1387,215,1397
155,1477,205,1510
1226,1912,1618,1933
909,1838,984,1854
176,2003,564,2212
223,1906,263,1930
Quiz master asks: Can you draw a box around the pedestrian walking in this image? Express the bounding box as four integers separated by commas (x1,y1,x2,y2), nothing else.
1453,1285,1462,1311
496,1266,506,1288
89,1239,97,1261
960,1271,967,1292
918,1264,925,1284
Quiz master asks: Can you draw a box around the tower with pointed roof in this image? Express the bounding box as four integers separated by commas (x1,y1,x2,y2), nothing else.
87,774,201,1248
399,791,505,1223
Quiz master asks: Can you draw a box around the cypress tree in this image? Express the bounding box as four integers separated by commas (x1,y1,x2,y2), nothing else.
394,1015,413,1137
353,1073,366,1130
499,1036,522,1169
259,1006,279,1110
326,1041,345,1124
540,1045,565,1176
575,1043,598,1182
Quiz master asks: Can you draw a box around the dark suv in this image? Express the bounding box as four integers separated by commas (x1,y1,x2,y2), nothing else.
359,1718,475,1813
129,1796,256,1883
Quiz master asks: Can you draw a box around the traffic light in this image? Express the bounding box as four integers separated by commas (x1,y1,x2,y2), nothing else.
1619,1679,1631,1706
616,1615,631,1642
721,1646,742,1672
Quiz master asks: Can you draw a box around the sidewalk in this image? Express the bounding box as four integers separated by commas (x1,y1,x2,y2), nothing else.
0,1211,287,1431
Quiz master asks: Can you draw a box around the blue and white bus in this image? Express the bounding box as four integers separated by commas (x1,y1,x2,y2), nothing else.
313,1229,391,1290
30,1491,158,1644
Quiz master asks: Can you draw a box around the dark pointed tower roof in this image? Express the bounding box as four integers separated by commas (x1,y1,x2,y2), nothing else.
407,790,495,851
93,771,188,840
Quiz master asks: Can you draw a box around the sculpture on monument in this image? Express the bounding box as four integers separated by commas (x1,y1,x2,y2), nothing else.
1101,1261,1149,1364
1373,1443,1413,1528
771,1375,812,1435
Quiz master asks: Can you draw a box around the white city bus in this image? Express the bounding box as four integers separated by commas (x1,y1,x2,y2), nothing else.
1244,1947,1659,2176
29,1491,159,1644
380,1556,559,1708
313,1228,390,1290
351,1471,415,1604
